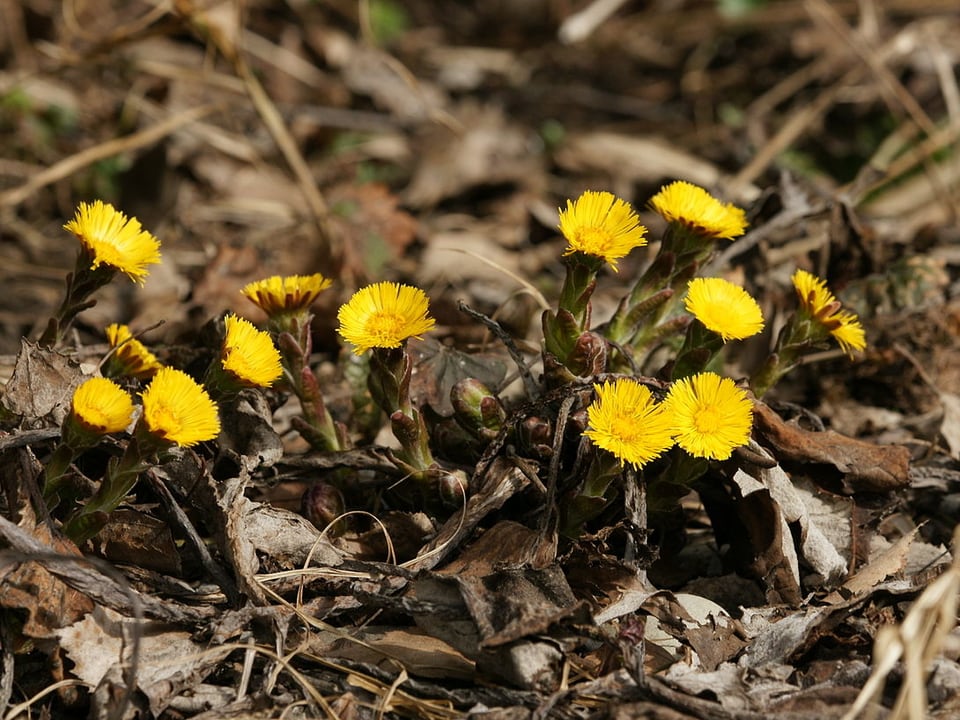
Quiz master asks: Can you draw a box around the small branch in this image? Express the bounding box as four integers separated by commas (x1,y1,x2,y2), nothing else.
458,300,539,399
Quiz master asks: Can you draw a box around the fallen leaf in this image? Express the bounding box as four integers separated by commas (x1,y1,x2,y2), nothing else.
752,401,911,493
57,605,232,717
936,390,960,458
825,527,918,603
0,513,94,648
404,102,542,208
2,339,84,424
408,338,508,417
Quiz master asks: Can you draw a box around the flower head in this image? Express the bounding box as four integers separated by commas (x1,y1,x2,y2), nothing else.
141,367,220,447
337,282,435,354
791,270,866,355
64,200,161,283
664,372,752,461
649,181,747,240
685,277,764,341
70,377,135,435
105,324,162,379
559,191,647,271
242,274,333,317
221,314,283,388
584,379,675,469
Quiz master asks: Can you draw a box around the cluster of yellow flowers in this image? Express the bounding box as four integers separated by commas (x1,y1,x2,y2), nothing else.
585,372,754,468
554,181,865,476
43,179,867,540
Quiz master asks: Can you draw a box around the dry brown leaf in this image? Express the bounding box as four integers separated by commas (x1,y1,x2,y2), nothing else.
95,509,182,576
0,514,94,648
641,592,746,672
2,339,85,424
554,132,758,201
57,605,232,717
404,103,541,208
737,442,850,588
935,390,960,458
752,401,911,493
311,626,475,680
825,527,918,603
728,470,803,606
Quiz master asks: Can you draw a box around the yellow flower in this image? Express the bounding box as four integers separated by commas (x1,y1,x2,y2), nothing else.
649,181,747,240
664,372,752,461
141,367,220,447
221,314,283,388
685,277,764,341
337,282,435,354
71,377,135,435
64,200,161,283
558,190,647,271
791,269,866,355
105,324,162,379
242,274,333,316
584,379,675,469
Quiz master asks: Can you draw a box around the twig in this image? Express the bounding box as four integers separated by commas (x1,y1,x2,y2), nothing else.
145,468,240,606
174,0,336,260
458,300,539,399
558,0,630,44
0,428,60,452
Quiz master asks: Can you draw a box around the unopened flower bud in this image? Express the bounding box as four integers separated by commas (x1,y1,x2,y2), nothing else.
451,378,505,440
568,331,608,376
301,481,346,532
567,408,589,435
519,415,553,459
436,469,469,508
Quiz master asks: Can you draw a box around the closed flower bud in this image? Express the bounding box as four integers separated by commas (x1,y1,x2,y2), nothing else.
519,415,554,459
567,331,608,376
301,481,346,532
451,378,506,439
436,469,469,508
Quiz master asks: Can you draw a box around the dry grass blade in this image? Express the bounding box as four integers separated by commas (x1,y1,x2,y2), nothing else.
0,105,216,208
3,680,92,720
804,0,937,137
842,525,960,720
174,0,335,257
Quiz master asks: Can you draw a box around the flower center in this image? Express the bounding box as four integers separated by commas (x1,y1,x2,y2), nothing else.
88,235,125,267
78,406,112,432
366,312,406,342
149,403,182,439
576,227,614,254
224,348,255,378
693,405,722,435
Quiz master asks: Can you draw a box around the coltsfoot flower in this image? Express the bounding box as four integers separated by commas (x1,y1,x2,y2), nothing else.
242,273,333,316
141,367,220,447
105,324,162,379
221,314,283,388
64,200,161,283
649,181,747,240
559,190,647,271
337,282,435,354
685,277,764,341
791,269,866,355
584,378,675,469
70,377,135,436
664,372,753,461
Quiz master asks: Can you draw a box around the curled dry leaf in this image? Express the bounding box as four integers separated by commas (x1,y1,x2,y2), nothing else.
752,401,911,493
